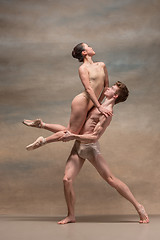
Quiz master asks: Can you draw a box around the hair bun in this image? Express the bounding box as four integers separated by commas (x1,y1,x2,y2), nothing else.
72,50,76,58
72,43,84,62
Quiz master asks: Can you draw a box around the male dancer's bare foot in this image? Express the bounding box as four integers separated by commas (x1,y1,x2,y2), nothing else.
22,119,45,128
58,216,76,225
137,204,149,223
26,136,46,151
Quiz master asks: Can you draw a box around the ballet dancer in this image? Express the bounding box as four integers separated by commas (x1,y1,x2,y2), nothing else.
23,82,149,224
23,43,112,135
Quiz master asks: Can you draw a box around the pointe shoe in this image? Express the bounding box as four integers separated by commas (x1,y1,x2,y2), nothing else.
26,136,46,151
22,119,44,128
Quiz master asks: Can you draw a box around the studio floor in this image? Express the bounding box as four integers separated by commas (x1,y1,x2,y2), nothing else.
0,214,159,240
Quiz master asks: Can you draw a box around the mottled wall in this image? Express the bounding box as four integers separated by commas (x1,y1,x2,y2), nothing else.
0,0,160,216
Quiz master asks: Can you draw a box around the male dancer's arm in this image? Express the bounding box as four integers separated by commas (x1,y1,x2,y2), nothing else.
26,115,111,150
62,115,112,143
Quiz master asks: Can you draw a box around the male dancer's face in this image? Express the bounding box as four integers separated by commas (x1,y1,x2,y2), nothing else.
104,85,119,99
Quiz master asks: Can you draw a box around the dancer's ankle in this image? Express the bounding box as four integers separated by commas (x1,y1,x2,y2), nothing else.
41,122,46,128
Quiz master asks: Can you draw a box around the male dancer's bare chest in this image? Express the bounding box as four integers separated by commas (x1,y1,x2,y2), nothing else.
81,109,101,134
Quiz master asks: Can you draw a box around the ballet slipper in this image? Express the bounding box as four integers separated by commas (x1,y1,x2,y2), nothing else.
26,136,46,151
22,119,45,128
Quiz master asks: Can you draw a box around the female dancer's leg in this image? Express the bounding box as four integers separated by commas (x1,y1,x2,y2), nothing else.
23,119,66,133
67,93,89,134
44,93,89,134
23,93,90,134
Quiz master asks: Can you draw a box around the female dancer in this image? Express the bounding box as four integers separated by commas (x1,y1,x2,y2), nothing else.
23,43,112,142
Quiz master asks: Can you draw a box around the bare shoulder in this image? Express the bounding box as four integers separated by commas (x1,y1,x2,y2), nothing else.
79,64,88,73
96,62,106,67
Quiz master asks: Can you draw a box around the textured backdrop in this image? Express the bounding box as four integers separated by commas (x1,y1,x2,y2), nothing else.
0,0,160,216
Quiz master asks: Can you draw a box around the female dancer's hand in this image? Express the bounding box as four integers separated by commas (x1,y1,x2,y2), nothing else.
98,105,113,118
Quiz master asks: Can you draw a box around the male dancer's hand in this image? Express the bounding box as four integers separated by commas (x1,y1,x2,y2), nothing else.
60,130,75,142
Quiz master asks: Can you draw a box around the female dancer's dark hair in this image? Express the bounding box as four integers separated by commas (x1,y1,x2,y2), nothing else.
72,43,85,62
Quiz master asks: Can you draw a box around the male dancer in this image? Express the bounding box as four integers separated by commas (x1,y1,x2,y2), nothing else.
23,81,149,224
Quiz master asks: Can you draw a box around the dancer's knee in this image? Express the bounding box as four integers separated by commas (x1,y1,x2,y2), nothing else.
106,175,116,187
63,176,73,185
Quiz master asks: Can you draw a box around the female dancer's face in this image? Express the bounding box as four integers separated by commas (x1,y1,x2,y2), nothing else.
82,43,95,57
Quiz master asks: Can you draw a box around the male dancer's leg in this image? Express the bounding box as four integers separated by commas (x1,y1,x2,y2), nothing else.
88,153,149,223
58,142,85,224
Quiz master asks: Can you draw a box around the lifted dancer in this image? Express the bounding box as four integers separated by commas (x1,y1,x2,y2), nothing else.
23,43,112,135
23,82,149,224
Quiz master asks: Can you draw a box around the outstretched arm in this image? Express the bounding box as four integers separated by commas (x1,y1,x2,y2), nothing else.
61,115,112,143
26,116,111,151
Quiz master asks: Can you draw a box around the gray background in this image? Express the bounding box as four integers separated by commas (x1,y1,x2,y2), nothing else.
0,0,159,216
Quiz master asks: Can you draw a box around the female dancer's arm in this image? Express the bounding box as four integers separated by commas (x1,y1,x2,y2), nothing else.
79,65,101,109
98,64,109,104
79,65,111,117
